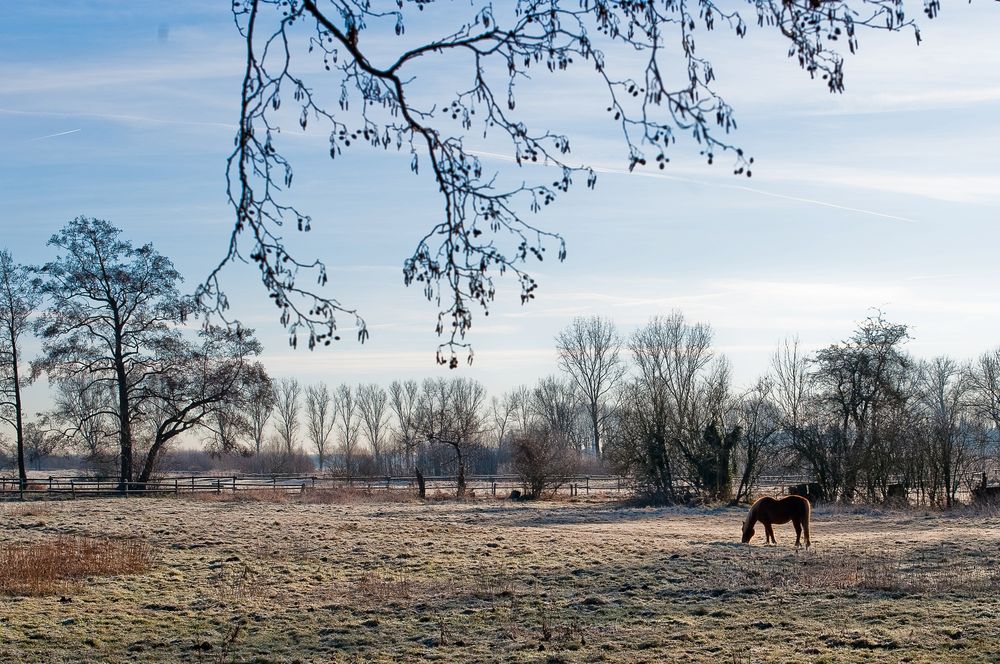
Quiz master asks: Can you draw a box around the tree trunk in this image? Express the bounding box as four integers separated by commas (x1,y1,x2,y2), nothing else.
114,353,133,491
9,329,26,491
415,466,426,499
455,445,466,498
590,403,601,458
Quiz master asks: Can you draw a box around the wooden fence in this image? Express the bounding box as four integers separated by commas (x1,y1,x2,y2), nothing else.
0,473,632,499
0,472,828,500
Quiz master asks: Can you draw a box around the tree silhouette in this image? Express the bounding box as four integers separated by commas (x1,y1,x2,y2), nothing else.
35,218,264,489
0,250,42,490
35,218,188,489
199,0,936,364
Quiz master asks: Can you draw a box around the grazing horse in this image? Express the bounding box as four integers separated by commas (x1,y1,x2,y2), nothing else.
741,495,811,548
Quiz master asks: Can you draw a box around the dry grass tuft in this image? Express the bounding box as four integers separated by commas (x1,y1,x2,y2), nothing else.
729,546,1000,594
301,486,419,504
3,501,57,518
354,570,414,603
181,488,294,503
0,535,152,596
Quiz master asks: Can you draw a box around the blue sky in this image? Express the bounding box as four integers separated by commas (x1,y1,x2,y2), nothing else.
3,1,1000,417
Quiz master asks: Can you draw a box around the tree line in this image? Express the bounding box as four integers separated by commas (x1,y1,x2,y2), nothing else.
3,218,999,505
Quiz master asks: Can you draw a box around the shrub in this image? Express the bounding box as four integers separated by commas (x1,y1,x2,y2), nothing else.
511,427,579,499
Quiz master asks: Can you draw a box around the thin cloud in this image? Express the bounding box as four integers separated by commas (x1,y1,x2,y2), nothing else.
469,150,919,225
28,128,81,141
0,107,235,130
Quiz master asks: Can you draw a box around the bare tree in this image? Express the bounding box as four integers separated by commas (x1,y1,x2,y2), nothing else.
46,374,117,474
611,312,735,502
733,377,781,504
357,383,390,473
23,422,61,471
810,312,911,502
531,376,585,452
388,379,420,472
305,382,336,470
555,316,625,457
334,383,361,476
274,377,302,457
203,1,933,361
506,385,534,436
416,377,488,497
35,218,189,490
135,327,265,484
916,357,977,508
246,371,277,468
491,392,519,461
968,348,1000,432
0,249,42,489
772,337,810,442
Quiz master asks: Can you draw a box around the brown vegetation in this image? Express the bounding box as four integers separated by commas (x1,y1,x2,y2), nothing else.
0,535,152,596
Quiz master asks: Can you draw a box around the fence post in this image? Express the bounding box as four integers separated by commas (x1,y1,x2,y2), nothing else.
312,476,316,489
233,475,238,493
48,476,53,491
586,476,590,495
216,479,221,495
175,478,179,495
70,480,75,500
492,482,497,497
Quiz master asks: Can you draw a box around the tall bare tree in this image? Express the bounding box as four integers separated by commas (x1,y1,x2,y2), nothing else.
35,217,188,490
246,371,277,469
556,316,625,457
334,383,361,476
357,384,391,473
733,377,781,504
305,382,336,470
0,250,42,490
416,377,488,497
916,357,976,508
274,377,302,456
531,376,585,452
810,312,910,502
389,379,420,471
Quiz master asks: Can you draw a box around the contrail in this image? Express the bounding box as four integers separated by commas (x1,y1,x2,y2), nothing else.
2,108,235,130
469,149,918,225
29,128,81,141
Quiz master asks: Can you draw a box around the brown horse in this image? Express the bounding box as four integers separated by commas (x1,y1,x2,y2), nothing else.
741,495,811,548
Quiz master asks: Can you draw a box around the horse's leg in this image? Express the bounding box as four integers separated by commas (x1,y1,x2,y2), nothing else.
803,518,811,549
764,522,776,545
793,519,802,548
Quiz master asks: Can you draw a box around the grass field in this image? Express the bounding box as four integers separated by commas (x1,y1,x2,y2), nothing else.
2,493,999,663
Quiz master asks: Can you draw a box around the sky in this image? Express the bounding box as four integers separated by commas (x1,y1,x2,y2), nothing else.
2,1,1000,419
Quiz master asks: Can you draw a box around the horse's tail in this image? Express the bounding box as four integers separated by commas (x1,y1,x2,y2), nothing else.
802,494,812,548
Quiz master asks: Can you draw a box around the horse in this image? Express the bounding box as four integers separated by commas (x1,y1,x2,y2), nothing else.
741,495,811,548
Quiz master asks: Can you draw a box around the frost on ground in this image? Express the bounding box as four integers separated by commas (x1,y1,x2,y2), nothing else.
1,496,999,663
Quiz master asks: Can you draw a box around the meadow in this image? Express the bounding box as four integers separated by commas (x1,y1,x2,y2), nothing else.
1,493,998,663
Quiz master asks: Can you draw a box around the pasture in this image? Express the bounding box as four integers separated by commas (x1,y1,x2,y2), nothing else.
2,495,998,663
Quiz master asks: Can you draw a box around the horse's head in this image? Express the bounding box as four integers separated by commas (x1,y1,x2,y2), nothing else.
741,519,755,544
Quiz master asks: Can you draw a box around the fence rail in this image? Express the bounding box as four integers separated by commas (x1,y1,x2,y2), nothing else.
0,473,627,498
0,472,827,500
